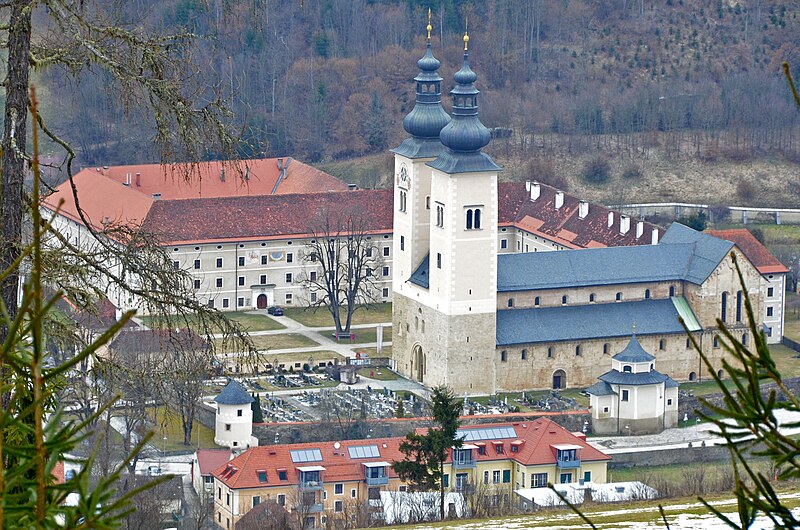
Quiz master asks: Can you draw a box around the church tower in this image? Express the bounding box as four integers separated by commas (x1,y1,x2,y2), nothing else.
393,28,500,395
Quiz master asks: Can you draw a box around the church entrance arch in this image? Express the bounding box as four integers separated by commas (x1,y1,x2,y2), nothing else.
552,369,566,390
411,344,425,382
256,294,268,309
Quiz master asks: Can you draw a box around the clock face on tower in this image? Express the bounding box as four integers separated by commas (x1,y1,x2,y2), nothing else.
398,164,410,189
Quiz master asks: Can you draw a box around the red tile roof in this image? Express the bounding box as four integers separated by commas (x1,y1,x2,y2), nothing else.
75,158,347,200
142,189,394,244
706,229,788,275
197,449,233,475
212,436,407,490
498,182,662,248
213,418,609,491
52,461,65,485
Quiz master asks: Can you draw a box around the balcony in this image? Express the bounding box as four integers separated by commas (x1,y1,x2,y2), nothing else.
366,475,389,486
556,458,581,469
452,447,476,469
299,480,324,490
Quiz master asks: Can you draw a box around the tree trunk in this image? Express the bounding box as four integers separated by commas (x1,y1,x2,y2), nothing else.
439,461,445,520
1,0,33,335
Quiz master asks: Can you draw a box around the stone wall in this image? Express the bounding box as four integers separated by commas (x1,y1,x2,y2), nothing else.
678,377,800,420
252,412,591,446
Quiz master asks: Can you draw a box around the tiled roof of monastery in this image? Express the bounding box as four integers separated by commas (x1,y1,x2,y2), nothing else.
142,189,394,244
496,298,700,346
497,181,662,248
212,418,609,490
497,223,732,292
73,158,347,200
706,228,788,275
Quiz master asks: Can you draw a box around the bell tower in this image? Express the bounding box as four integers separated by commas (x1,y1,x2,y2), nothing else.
392,28,500,395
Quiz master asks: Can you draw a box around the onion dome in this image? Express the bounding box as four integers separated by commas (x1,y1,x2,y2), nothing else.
428,32,500,174
392,11,450,159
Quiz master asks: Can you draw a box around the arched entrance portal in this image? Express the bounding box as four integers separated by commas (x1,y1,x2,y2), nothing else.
552,369,566,389
256,294,268,309
411,344,425,382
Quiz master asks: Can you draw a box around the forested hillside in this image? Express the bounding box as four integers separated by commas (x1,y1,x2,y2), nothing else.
34,0,800,190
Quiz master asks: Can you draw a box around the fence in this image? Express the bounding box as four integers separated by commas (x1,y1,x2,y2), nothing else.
609,202,800,225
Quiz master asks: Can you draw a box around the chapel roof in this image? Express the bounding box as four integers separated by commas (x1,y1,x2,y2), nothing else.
612,335,656,363
215,379,254,406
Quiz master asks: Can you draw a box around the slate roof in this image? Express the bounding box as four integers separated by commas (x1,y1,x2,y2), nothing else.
598,369,677,387
143,189,393,244
612,335,656,363
497,223,731,292
496,298,700,346
215,379,254,405
585,381,615,396
409,254,430,289
706,228,789,275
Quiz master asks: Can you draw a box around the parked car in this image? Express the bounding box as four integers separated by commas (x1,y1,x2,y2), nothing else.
267,306,284,316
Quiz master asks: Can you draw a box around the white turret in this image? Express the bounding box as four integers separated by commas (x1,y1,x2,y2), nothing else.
214,379,258,449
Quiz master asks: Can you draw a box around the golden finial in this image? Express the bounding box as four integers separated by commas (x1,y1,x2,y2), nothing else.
426,8,432,41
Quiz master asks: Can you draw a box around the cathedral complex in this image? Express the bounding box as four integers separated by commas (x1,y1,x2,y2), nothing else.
390,29,779,394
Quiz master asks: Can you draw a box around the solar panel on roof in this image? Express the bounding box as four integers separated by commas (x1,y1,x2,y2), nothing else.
457,426,516,442
290,448,323,463
348,445,380,459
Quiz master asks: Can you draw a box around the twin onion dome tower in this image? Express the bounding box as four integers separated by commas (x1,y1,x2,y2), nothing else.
393,13,500,173
391,12,502,395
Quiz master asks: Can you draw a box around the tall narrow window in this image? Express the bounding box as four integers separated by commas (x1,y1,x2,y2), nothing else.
399,190,407,212
721,292,728,322
436,253,442,269
466,209,473,229
474,208,481,229
736,290,742,322
645,289,651,299
400,236,405,251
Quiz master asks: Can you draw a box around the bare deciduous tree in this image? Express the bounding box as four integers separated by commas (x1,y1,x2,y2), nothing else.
301,206,383,337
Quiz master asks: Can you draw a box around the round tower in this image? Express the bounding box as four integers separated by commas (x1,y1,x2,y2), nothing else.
214,379,256,449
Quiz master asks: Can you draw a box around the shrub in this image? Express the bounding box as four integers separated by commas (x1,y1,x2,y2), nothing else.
582,156,611,184
622,164,643,180
736,180,757,202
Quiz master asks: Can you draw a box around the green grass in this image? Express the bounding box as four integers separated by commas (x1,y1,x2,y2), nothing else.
357,367,399,381
283,303,392,327
141,310,285,333
357,345,392,357
150,406,217,451
250,333,319,351
313,325,391,345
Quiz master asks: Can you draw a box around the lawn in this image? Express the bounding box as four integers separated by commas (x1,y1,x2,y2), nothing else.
249,333,319,351
357,367,399,381
150,406,217,451
357,345,392,357
283,303,392,327
141,310,285,333
313,325,392,345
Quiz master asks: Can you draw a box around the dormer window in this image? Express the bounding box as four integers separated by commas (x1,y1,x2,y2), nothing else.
623,365,632,373
257,470,267,483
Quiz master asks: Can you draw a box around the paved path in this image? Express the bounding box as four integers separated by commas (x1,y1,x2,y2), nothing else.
217,311,393,362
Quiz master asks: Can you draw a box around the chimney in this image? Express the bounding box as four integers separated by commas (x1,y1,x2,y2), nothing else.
525,180,531,192
620,215,630,234
555,191,564,209
135,172,141,187
578,200,589,219
220,168,225,182
607,211,614,228
123,173,130,187
651,228,660,245
530,181,540,202
636,221,644,239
